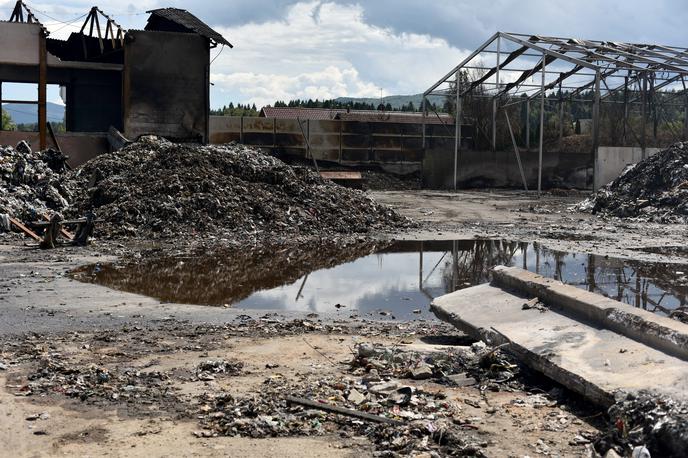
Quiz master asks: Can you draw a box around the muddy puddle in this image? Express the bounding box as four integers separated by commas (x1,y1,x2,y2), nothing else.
72,240,688,320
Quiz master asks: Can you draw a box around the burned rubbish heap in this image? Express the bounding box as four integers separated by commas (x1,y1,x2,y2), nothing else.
196,342,523,456
595,391,688,457
0,142,71,225
580,142,688,222
66,137,409,239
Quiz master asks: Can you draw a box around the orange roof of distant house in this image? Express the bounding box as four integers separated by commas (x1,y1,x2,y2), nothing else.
260,107,346,120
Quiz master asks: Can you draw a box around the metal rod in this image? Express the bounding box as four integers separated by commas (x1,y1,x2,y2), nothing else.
505,110,528,190
622,76,628,144
297,117,319,174
538,53,545,196
682,77,688,141
641,73,647,158
558,77,564,149
38,31,47,150
454,71,461,190
526,99,530,151
286,396,403,426
2,99,39,104
424,32,500,96
421,97,426,149
492,36,501,152
418,242,423,289
592,71,601,191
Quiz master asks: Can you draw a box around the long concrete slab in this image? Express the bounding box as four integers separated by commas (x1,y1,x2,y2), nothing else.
431,267,688,406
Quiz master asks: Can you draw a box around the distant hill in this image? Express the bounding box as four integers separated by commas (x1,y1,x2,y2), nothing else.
1,102,65,125
335,94,446,110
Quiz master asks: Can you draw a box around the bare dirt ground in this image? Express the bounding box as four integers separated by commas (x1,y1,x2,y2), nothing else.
2,188,684,457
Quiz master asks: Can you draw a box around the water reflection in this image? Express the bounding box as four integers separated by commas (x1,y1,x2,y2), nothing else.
72,240,688,320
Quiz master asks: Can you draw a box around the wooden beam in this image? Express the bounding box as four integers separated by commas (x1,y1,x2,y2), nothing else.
9,217,40,241
38,31,47,150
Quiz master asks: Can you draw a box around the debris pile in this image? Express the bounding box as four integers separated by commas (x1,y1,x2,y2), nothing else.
19,357,187,418
351,341,521,391
66,137,409,238
578,142,688,222
195,341,524,456
196,359,243,381
0,142,71,224
595,391,688,457
195,342,511,456
362,170,420,191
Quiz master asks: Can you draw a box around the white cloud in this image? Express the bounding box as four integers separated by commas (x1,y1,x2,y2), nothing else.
0,0,470,108
210,1,468,107
211,66,380,108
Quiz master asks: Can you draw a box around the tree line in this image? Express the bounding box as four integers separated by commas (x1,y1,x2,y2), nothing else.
273,98,431,112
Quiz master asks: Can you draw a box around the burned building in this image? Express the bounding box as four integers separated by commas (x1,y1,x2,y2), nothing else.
0,1,231,163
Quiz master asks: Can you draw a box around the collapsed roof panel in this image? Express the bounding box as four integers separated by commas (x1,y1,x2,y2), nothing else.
145,8,232,48
47,34,123,64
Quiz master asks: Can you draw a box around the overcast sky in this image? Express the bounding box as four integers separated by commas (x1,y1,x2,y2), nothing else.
1,0,687,108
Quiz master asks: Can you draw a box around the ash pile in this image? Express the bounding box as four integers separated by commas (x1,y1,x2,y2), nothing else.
578,142,688,222
0,141,71,227
67,137,409,239
595,391,688,457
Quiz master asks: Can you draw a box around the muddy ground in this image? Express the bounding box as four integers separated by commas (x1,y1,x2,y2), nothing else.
2,189,686,457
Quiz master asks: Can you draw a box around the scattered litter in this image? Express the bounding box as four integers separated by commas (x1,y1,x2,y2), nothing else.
594,390,688,456
522,297,548,313
0,143,71,226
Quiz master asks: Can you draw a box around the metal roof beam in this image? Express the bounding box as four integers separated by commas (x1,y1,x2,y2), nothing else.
582,41,688,73
459,45,528,96
526,65,584,101
500,33,599,70
424,32,500,96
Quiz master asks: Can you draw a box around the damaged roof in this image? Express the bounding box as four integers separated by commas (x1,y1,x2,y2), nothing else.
260,107,347,120
145,8,232,48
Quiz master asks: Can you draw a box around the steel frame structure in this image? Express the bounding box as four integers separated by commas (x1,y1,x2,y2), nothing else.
423,32,688,192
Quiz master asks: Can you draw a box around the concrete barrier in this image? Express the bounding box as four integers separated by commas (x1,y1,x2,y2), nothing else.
431,267,688,406
491,266,688,361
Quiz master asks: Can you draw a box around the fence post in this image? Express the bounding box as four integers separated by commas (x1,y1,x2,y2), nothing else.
239,116,244,144
339,119,343,164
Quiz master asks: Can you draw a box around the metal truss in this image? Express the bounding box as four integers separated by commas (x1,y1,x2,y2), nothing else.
422,32,688,193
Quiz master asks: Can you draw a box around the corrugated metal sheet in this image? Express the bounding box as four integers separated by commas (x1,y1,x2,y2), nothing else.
146,8,232,47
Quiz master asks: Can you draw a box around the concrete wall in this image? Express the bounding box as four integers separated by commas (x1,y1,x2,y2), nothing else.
595,146,661,189
0,22,41,66
124,31,208,142
423,139,592,189
0,131,108,166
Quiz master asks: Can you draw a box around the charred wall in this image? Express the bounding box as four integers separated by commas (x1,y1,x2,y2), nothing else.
123,30,209,142
66,70,122,132
209,116,463,173
422,141,592,189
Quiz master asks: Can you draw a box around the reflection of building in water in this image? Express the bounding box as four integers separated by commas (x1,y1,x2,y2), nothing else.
74,239,688,319
414,240,688,317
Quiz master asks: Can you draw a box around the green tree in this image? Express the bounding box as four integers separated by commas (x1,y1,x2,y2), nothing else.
1,109,16,131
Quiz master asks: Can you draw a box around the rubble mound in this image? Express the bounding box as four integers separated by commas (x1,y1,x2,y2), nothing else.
0,142,71,224
67,137,409,238
595,391,688,457
579,142,688,222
